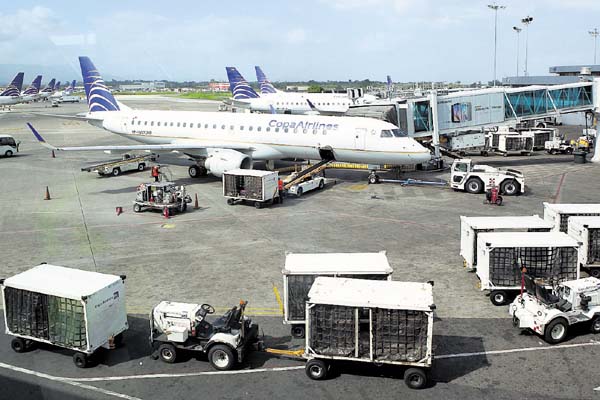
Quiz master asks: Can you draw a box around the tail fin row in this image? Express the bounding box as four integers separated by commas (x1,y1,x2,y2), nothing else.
225,67,260,100
0,72,24,97
255,66,277,94
79,56,119,112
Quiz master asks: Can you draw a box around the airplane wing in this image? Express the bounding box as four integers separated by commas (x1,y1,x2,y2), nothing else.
27,123,253,153
306,99,346,116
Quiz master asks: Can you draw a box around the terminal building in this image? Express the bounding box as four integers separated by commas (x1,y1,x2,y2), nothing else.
119,81,167,92
502,65,600,87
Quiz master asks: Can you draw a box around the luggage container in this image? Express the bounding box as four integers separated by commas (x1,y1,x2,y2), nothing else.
476,232,580,306
492,131,534,156
460,215,554,271
282,252,393,338
568,216,600,277
223,169,281,209
1,264,128,368
543,202,600,232
304,277,435,389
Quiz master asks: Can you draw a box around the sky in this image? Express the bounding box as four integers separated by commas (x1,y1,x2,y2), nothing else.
0,0,599,83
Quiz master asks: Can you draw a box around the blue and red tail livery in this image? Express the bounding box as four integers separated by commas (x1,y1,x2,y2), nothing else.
255,66,277,94
79,56,119,112
41,78,56,93
23,75,42,95
226,67,260,100
0,72,24,97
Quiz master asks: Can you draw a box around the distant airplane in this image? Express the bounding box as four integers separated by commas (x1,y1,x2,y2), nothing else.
255,66,278,94
0,72,24,106
227,67,374,115
50,80,76,100
28,56,431,179
39,78,56,100
21,75,42,102
54,81,61,91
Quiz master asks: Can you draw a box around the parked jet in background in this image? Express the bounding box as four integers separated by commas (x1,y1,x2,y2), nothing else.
255,66,278,95
29,56,431,180
39,78,56,100
50,80,76,100
21,75,42,102
0,73,24,106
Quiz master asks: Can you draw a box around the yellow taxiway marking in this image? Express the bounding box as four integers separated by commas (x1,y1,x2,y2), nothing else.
347,184,368,191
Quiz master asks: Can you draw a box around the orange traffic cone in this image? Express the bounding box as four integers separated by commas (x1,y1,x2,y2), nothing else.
44,186,51,200
194,193,199,209
51,150,55,158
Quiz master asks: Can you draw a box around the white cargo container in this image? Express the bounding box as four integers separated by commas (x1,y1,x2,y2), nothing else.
1,264,127,368
568,216,600,277
460,215,554,271
282,252,393,338
543,202,600,232
489,130,534,156
304,277,434,389
476,232,580,306
223,169,281,208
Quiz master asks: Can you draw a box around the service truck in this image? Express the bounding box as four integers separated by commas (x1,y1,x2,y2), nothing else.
81,153,154,176
450,159,524,196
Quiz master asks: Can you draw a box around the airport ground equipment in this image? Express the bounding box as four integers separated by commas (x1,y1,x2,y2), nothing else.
488,130,534,156
509,275,600,344
568,216,600,277
450,159,524,196
483,185,503,206
543,203,600,232
0,264,127,368
304,277,434,389
460,216,554,271
223,169,282,208
57,95,81,103
476,232,580,306
133,182,192,215
282,252,393,338
150,300,259,370
524,127,559,151
0,134,19,157
545,138,574,154
81,153,155,176
287,176,326,196
283,159,330,196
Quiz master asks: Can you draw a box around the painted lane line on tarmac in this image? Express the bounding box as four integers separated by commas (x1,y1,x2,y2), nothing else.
435,340,600,359
68,365,305,382
0,361,141,400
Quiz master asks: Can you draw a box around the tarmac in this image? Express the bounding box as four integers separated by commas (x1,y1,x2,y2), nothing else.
0,96,599,399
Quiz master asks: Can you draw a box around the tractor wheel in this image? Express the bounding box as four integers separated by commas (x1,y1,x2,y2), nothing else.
112,167,121,176
500,180,520,196
544,318,568,344
208,344,235,371
490,290,508,306
404,368,427,390
465,178,483,194
5,150,13,157
590,317,600,334
158,343,177,363
305,359,328,380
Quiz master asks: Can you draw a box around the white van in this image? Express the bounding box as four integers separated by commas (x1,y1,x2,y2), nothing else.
0,135,19,157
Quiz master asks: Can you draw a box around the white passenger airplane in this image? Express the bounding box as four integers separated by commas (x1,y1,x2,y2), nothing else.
28,57,431,178
227,67,375,115
0,73,24,106
39,78,56,100
50,80,76,100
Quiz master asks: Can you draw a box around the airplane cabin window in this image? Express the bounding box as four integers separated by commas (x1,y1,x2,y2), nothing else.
190,123,194,128
257,127,262,132
151,121,154,126
144,121,147,126
137,121,141,125
266,127,270,132
313,129,318,135
275,128,279,132
240,126,244,130
157,122,161,127
212,124,216,129
230,125,234,130
182,123,186,127
249,126,253,131
131,120,135,125
170,122,174,126
284,128,288,133
177,122,181,127
205,124,209,128
303,129,307,134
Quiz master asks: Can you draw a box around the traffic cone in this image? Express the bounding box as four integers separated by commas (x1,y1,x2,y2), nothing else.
193,193,199,209
44,186,51,200
163,207,169,219
116,206,123,216
51,150,55,158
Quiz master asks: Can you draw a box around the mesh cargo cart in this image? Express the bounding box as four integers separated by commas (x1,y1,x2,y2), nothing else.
1,264,128,368
282,252,393,338
568,216,600,278
304,277,435,390
223,169,281,209
460,215,553,271
476,232,580,306
543,202,600,232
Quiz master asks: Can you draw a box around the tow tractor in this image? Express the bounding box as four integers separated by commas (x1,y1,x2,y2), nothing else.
150,300,259,370
133,182,192,215
509,275,600,344
545,138,574,155
450,159,524,196
81,153,155,176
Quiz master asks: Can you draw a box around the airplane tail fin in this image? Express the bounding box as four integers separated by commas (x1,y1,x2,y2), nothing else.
42,78,56,93
225,67,260,100
0,72,24,96
23,75,42,94
79,56,120,112
255,66,277,94
54,81,61,91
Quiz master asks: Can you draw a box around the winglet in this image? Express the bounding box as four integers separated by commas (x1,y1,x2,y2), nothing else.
27,123,57,150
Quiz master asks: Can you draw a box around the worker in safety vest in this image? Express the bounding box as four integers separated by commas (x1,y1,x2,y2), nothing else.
151,165,160,182
278,178,284,198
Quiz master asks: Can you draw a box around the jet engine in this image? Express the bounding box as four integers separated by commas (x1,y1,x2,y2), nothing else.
204,149,252,177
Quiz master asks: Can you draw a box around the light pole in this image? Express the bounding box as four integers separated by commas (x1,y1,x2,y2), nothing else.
513,26,522,77
488,3,506,86
521,16,533,76
590,28,599,64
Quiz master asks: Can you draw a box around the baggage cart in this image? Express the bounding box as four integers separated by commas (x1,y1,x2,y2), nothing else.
568,216,600,277
543,202,600,232
223,169,281,208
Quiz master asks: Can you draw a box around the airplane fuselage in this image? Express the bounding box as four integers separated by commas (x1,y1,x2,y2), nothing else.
235,92,372,115
96,110,431,165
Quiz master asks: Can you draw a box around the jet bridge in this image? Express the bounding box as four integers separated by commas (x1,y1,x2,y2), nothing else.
347,79,600,161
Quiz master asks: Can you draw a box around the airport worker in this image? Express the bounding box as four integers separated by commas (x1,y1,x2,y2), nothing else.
278,178,284,197
151,165,160,182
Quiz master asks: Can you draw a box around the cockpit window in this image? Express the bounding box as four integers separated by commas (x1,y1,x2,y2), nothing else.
380,130,393,138
391,128,408,137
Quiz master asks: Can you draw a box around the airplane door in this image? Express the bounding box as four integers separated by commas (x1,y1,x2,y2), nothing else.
354,128,366,150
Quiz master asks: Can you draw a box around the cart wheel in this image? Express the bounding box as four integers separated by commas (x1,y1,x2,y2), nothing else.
11,338,26,353
73,352,88,368
544,318,568,344
495,196,503,206
208,344,235,371
254,201,262,209
490,290,508,306
158,343,177,363
227,198,234,206
305,359,328,380
404,368,427,389
291,325,305,339
112,167,121,176
133,203,142,213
